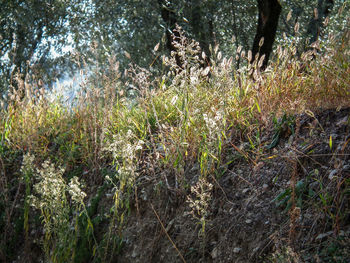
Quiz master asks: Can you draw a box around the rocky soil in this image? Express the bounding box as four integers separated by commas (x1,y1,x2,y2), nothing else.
115,108,350,263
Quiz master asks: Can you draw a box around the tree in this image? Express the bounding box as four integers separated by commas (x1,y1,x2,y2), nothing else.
251,0,282,70
0,0,74,93
157,0,182,67
1,0,345,96
157,0,216,68
307,0,334,44
189,0,215,66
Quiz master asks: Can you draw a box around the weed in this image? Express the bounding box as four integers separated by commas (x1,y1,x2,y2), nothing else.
274,179,308,212
0,16,348,263
22,154,93,263
186,177,213,257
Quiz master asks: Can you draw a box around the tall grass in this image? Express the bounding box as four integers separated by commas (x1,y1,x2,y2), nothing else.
0,20,349,262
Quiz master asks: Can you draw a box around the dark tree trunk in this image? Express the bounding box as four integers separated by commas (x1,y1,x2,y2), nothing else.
191,0,213,67
10,24,26,91
251,0,282,70
158,0,182,68
307,0,334,44
324,0,334,17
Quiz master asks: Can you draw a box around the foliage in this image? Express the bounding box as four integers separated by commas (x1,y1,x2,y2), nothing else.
22,153,92,262
2,1,349,96
0,14,349,262
0,0,78,92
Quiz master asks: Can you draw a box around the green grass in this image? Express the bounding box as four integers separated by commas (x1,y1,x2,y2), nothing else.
0,26,349,262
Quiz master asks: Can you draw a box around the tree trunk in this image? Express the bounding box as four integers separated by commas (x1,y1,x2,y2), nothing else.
251,0,282,70
158,0,182,68
307,0,334,44
191,0,213,66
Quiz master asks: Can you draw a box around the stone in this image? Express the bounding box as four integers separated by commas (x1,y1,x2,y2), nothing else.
245,219,252,224
233,247,241,253
242,188,250,194
211,247,218,259
328,169,338,180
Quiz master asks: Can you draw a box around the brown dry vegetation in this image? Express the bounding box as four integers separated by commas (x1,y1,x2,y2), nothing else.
0,25,349,263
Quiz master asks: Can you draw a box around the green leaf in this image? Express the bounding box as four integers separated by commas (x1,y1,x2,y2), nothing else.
273,188,291,203
267,131,280,149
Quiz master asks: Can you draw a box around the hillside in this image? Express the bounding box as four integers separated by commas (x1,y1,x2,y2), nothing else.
0,30,349,263
117,107,350,263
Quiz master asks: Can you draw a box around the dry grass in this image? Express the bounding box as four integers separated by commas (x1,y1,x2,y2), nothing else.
0,23,349,263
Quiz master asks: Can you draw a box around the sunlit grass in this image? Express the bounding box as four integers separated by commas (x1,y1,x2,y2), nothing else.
0,25,349,262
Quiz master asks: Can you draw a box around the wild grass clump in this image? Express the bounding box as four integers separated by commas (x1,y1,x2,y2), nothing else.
0,20,349,262
21,153,93,263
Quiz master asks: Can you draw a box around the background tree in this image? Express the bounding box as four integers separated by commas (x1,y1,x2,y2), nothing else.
251,0,282,69
277,0,341,54
307,0,334,44
158,0,182,67
0,0,76,93
0,0,348,95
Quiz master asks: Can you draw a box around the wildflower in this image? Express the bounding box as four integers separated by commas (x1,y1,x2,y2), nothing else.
68,176,87,205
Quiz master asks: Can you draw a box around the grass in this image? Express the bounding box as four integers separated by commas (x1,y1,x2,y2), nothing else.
0,23,349,262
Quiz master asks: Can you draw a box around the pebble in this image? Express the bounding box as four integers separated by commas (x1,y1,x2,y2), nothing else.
242,188,250,194
233,247,241,253
316,231,333,240
336,116,348,126
342,164,350,171
132,248,138,258
328,169,338,180
211,247,218,259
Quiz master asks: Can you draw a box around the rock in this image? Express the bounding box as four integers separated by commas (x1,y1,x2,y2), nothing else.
328,169,338,180
263,184,268,189
211,247,218,259
316,231,333,240
132,248,138,257
253,247,260,253
336,116,348,126
245,219,253,224
233,247,241,253
342,164,350,171
242,188,250,194
105,193,113,198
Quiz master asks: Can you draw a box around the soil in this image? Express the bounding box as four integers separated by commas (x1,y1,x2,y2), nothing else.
115,108,350,263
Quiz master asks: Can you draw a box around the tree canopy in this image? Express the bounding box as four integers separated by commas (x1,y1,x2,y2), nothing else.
0,0,348,94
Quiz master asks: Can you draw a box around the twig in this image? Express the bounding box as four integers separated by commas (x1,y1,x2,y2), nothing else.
230,170,257,193
150,203,186,263
230,142,257,166
210,174,234,205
